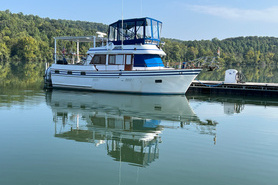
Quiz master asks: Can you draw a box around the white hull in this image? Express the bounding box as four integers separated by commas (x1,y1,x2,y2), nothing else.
50,66,201,94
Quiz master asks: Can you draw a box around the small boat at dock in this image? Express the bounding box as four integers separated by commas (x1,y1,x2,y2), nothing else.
44,17,201,94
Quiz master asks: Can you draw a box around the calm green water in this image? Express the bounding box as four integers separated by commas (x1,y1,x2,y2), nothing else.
0,87,278,185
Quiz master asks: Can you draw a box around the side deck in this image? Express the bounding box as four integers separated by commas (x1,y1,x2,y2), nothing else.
188,80,278,97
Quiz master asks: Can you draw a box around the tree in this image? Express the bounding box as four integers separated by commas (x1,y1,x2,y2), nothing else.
186,46,198,61
0,43,9,61
12,36,39,61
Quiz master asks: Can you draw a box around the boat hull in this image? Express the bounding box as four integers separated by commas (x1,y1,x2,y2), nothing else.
49,67,201,94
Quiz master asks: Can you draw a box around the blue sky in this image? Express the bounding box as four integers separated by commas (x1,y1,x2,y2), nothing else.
2,0,278,40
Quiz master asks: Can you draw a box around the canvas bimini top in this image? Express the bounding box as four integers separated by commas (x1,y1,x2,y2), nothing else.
108,17,162,45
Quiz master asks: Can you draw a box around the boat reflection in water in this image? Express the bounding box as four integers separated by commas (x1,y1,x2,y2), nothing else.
46,90,217,167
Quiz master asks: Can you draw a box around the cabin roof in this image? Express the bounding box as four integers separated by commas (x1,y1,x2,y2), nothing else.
54,36,107,43
109,17,162,26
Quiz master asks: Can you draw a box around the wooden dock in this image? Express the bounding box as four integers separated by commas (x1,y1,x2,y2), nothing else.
188,80,278,97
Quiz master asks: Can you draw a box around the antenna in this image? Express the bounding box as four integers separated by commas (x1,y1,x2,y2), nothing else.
121,0,124,47
141,0,143,17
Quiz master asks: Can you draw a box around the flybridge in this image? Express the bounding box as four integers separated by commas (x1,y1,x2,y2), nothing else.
108,17,162,45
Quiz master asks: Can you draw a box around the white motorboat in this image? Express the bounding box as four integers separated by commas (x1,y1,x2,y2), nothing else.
45,17,201,94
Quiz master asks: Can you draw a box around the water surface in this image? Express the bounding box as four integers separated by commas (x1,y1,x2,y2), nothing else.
0,88,278,185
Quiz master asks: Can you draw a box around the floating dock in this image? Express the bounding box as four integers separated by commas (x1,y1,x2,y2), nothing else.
188,80,278,97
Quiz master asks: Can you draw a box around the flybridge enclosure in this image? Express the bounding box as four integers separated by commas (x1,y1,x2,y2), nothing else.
108,17,162,45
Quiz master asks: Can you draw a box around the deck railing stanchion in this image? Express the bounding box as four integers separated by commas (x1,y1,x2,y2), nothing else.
54,38,57,63
76,41,79,63
93,36,96,48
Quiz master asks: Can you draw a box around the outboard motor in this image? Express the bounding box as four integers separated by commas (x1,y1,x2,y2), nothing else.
224,69,245,84
224,69,238,83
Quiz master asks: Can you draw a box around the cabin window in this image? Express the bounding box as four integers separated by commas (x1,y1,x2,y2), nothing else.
55,70,59,74
90,55,106,65
67,71,72,75
81,72,86,75
109,55,124,65
134,54,164,67
109,55,116,65
116,55,124,65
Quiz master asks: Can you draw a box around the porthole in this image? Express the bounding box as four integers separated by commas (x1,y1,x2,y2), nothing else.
155,79,162,83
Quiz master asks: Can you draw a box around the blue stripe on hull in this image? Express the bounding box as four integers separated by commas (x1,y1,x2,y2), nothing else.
51,69,201,77
51,73,200,77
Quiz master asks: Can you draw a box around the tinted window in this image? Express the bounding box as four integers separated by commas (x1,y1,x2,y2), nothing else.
109,55,116,65
90,55,106,64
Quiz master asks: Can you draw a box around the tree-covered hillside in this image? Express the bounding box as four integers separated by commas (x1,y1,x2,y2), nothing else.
1,9,278,66
162,37,278,66
0,10,107,62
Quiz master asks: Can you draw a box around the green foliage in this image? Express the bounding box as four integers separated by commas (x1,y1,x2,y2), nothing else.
12,36,39,61
0,61,10,79
0,43,9,61
1,9,278,66
0,10,108,62
162,36,278,66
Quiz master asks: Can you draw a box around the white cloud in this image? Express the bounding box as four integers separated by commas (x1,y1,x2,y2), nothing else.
188,5,278,23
